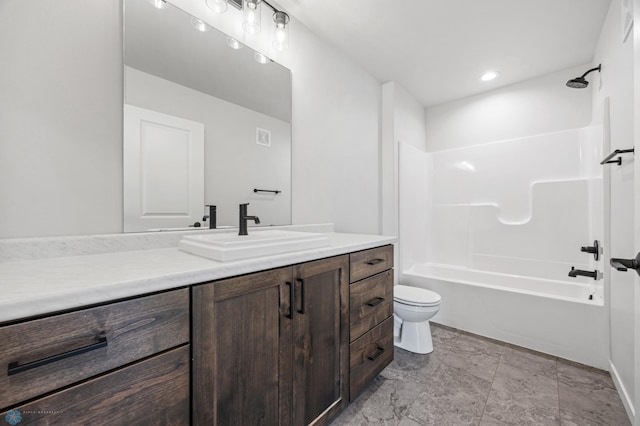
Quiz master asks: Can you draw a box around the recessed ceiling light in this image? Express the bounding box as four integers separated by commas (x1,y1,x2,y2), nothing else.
481,71,500,82
147,0,168,9
191,17,210,32
254,52,271,64
226,37,244,50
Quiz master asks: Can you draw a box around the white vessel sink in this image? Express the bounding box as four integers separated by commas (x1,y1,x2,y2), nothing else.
178,230,331,261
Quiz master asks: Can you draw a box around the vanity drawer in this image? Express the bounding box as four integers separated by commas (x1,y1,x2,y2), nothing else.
349,316,394,401
1,345,190,425
350,270,393,342
0,289,189,409
350,245,393,283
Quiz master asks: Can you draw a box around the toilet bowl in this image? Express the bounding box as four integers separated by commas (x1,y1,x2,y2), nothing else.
393,285,441,354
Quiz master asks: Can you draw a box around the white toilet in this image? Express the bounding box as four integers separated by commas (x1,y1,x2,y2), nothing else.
393,285,441,354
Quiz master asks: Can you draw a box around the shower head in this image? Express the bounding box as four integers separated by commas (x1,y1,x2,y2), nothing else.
566,64,601,88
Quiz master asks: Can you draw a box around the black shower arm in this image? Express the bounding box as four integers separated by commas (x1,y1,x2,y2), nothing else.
580,65,601,79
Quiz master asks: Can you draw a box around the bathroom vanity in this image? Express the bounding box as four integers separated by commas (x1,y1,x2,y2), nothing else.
0,231,394,425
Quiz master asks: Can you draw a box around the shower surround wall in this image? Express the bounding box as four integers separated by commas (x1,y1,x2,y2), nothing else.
399,128,608,368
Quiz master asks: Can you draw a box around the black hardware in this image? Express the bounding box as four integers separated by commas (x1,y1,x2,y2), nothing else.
366,258,385,266
253,188,281,194
191,222,202,227
367,346,385,361
238,203,260,236
8,333,107,376
286,281,294,319
600,148,634,165
297,278,305,314
205,205,217,229
366,297,385,307
581,240,600,261
568,267,600,280
610,252,640,276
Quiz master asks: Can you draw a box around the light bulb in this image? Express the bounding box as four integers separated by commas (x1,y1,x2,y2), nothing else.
243,0,261,34
481,71,500,81
254,52,270,64
226,37,244,50
147,0,168,9
206,0,228,14
191,17,210,32
272,11,289,51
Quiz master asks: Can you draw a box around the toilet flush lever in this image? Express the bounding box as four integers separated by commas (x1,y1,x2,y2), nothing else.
610,253,640,276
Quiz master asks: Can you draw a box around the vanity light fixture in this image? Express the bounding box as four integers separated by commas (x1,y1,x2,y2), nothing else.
205,0,228,14
243,0,262,34
147,0,168,9
272,10,290,51
481,71,500,81
191,17,211,32
254,52,271,64
226,37,244,49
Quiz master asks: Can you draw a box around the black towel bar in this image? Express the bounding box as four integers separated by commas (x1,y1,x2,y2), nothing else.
600,148,634,165
254,188,281,194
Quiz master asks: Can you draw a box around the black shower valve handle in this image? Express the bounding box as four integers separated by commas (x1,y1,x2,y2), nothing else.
580,240,600,261
610,252,640,276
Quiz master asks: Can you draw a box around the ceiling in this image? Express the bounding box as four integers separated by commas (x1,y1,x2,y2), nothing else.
275,0,612,107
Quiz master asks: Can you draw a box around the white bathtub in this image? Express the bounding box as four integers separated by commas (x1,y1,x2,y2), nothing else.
402,263,609,369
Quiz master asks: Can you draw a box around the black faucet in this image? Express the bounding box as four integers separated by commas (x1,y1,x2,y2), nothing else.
203,205,217,229
568,267,601,280
239,203,260,236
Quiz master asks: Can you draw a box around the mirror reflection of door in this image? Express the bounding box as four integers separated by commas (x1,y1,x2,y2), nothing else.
123,104,204,232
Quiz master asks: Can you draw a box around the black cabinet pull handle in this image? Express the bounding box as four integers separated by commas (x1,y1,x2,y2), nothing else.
367,346,385,361
8,333,108,376
366,258,385,266
366,297,384,307
297,278,305,314
286,281,294,319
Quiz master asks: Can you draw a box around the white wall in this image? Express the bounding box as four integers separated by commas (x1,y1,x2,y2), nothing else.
592,0,636,421
381,82,427,281
425,65,593,151
125,67,291,226
381,81,426,236
0,0,383,238
0,0,123,238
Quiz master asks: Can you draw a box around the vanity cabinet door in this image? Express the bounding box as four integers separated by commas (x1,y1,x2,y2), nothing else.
292,255,349,426
192,267,293,426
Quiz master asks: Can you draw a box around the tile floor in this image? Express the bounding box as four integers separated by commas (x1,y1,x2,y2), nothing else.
332,324,630,426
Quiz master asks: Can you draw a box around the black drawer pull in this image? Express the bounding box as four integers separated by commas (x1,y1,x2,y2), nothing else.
367,346,385,361
366,297,385,307
366,258,385,266
8,334,108,376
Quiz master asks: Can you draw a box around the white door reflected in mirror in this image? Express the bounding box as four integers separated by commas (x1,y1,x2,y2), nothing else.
123,104,204,232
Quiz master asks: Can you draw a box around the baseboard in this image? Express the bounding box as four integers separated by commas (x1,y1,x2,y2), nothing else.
609,360,635,424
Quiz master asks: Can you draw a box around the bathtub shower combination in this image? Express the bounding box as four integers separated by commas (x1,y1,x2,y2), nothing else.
399,128,609,368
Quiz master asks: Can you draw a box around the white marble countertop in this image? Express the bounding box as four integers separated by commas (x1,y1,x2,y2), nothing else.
0,232,396,324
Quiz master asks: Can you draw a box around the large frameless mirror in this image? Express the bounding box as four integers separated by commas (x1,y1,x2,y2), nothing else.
123,0,292,232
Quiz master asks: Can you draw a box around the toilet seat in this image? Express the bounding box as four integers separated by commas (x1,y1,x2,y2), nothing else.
394,285,441,307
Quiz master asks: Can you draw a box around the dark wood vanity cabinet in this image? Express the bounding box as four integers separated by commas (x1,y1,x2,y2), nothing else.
192,255,349,426
0,244,394,425
0,289,190,424
348,245,395,401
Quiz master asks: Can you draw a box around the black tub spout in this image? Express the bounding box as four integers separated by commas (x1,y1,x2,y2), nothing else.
568,267,601,280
